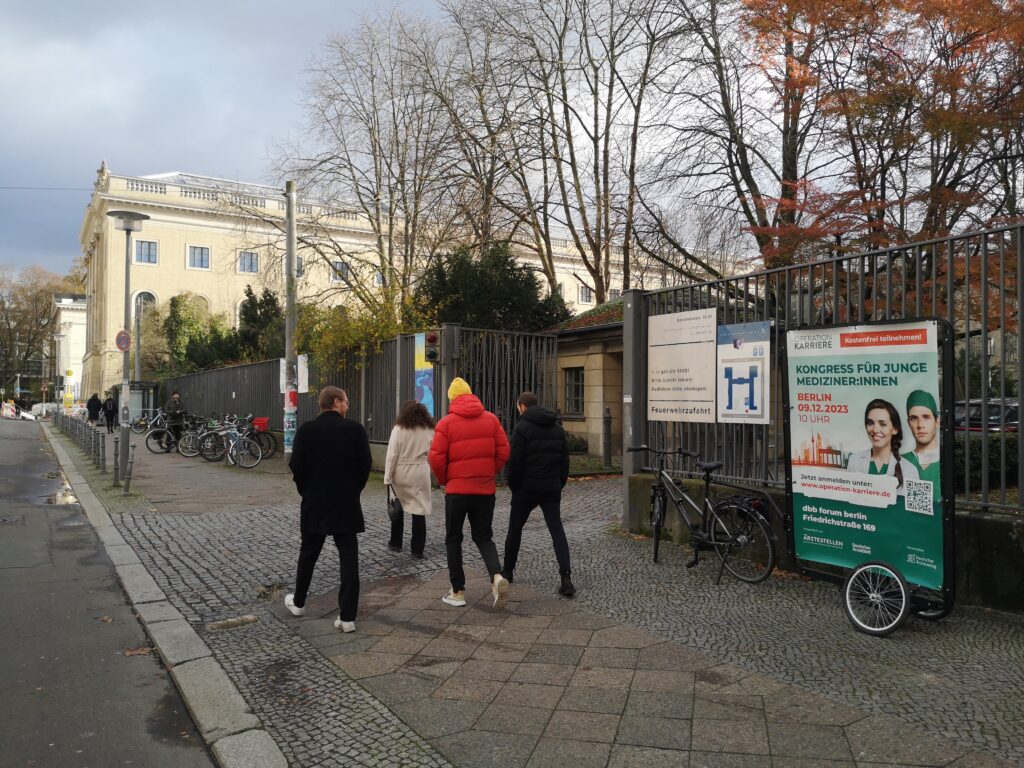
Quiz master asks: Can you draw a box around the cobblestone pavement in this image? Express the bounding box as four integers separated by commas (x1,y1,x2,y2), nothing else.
51,428,1024,766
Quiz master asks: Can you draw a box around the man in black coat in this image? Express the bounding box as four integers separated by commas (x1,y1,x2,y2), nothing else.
501,391,575,597
285,386,372,632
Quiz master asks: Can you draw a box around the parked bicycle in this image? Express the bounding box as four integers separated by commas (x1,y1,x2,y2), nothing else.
131,408,166,434
627,444,776,584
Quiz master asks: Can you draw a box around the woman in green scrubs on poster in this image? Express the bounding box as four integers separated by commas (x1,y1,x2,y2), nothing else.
846,399,919,489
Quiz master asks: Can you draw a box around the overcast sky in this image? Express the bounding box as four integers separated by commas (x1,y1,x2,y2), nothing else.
0,1,432,275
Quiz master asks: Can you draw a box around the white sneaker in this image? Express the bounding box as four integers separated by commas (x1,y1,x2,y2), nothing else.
334,618,356,633
491,573,509,609
442,588,467,607
284,594,304,617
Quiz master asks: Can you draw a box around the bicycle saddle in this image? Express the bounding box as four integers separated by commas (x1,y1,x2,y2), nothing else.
697,460,723,473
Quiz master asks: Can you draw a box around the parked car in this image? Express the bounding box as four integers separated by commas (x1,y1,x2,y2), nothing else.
953,399,1020,433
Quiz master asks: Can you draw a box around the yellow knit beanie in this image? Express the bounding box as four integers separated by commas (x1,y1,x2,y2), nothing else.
448,377,472,401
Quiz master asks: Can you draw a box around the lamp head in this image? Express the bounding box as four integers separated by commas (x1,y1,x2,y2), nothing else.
106,210,150,232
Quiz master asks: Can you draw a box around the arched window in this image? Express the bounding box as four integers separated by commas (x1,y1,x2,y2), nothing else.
133,291,157,321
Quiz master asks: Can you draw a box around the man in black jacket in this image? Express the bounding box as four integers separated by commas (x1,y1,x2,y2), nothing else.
285,386,372,632
501,391,575,597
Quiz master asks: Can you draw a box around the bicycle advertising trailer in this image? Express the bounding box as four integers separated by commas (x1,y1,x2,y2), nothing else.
783,318,956,636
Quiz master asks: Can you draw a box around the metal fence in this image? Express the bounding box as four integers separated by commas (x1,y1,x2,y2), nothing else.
635,224,1023,515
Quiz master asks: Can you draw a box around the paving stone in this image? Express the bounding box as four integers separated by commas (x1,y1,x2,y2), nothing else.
690,719,769,755
489,626,545,645
631,668,695,693
332,651,412,679
536,628,594,646
526,737,612,767
511,662,577,686
170,657,260,742
608,744,691,767
689,752,769,767
771,757,855,768
360,670,441,704
570,665,634,690
546,612,619,631
637,642,718,672
115,562,166,604
323,636,380,658
544,710,620,743
692,694,764,721
476,703,553,736
432,676,505,703
523,644,585,666
457,659,519,682
212,729,288,768
580,646,640,669
625,689,694,720
693,665,750,693
768,722,854,761
404,656,465,680
764,690,866,727
419,635,482,660
392,698,487,739
147,618,212,666
617,715,692,751
135,600,185,624
557,685,630,715
104,542,141,565
369,634,432,655
845,716,966,766
472,641,531,663
498,681,566,710
430,730,537,768
501,615,554,630
589,625,662,649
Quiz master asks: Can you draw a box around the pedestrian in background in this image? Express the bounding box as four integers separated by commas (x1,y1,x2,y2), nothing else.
86,393,102,425
429,377,510,608
102,394,117,434
502,391,575,597
285,386,371,633
384,400,435,558
165,390,186,444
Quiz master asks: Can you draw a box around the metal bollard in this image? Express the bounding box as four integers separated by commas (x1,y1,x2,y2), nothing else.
603,407,613,469
92,429,98,467
100,433,107,473
122,444,136,496
112,437,121,487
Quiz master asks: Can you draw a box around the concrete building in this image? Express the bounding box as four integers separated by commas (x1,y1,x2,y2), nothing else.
50,293,87,402
79,163,621,396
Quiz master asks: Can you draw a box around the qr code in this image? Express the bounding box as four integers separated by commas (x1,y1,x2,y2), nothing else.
905,479,934,515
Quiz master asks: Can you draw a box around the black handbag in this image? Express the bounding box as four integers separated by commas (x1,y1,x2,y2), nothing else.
386,486,404,522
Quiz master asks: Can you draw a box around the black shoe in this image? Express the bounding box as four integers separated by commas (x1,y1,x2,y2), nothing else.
388,543,402,552
558,574,576,598
411,551,424,559
501,570,514,584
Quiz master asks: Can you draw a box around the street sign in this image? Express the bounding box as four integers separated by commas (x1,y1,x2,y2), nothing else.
115,330,132,352
65,369,74,378
0,388,4,396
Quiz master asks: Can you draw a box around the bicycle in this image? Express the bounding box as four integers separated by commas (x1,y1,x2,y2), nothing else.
145,425,178,454
131,409,166,434
627,444,776,584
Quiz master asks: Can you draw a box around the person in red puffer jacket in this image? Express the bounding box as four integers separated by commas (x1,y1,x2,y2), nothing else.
429,377,511,609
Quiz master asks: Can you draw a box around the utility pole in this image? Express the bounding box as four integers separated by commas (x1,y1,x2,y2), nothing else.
283,180,298,454
134,296,142,382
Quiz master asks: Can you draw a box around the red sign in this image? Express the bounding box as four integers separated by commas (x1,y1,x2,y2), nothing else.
115,329,132,352
839,329,927,348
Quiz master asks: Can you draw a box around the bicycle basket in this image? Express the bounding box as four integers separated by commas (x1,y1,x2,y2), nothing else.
253,417,269,432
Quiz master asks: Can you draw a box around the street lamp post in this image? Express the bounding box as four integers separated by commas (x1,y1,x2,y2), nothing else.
106,210,150,478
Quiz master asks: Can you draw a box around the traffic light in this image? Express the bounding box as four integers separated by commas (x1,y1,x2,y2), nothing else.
424,329,441,363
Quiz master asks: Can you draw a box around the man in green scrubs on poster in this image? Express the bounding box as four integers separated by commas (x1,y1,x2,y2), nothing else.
903,390,941,500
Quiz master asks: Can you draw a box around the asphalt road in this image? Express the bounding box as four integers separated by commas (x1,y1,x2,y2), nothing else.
0,419,213,768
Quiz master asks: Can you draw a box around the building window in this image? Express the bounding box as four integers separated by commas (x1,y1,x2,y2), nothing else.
553,283,564,297
374,270,385,287
564,367,584,416
188,245,210,269
134,291,156,320
578,285,593,304
238,251,259,273
135,240,158,264
331,261,349,283
609,288,621,300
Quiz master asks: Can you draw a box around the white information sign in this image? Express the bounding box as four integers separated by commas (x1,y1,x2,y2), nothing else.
279,354,310,394
716,321,771,424
647,308,717,422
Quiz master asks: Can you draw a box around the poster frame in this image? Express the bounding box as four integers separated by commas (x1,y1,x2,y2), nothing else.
782,317,956,611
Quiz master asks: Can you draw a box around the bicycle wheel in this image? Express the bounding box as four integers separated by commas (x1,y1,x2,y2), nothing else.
177,433,199,458
145,429,173,454
843,561,910,637
131,417,148,434
200,433,226,462
709,502,775,584
651,496,665,563
233,437,262,468
255,431,277,459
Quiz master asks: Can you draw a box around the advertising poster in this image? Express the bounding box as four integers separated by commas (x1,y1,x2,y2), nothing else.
414,332,435,417
717,321,770,424
787,322,943,588
647,308,717,422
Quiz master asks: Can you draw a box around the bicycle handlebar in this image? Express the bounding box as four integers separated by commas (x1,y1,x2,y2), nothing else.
627,444,699,459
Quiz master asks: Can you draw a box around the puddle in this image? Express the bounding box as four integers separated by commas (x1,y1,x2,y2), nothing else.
44,471,61,479
46,487,78,505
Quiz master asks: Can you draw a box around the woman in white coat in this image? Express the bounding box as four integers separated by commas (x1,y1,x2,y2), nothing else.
384,400,435,557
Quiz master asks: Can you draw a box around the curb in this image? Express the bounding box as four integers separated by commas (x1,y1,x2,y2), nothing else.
41,423,288,768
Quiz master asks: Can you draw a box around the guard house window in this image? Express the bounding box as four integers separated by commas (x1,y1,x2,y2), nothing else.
564,367,584,416
135,240,157,264
188,245,210,269
609,288,621,300
578,285,593,304
331,260,349,283
239,251,259,273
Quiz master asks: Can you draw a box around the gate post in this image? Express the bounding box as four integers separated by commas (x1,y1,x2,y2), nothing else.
622,289,648,528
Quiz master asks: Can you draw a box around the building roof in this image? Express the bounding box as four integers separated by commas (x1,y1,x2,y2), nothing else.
549,298,623,334
140,171,280,198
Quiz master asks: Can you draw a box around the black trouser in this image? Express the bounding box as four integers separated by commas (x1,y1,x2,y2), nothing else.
389,513,426,555
293,531,360,622
444,494,502,592
503,493,572,576
105,414,116,433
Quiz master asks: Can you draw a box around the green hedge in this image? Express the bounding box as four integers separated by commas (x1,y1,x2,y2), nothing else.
953,433,1019,493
